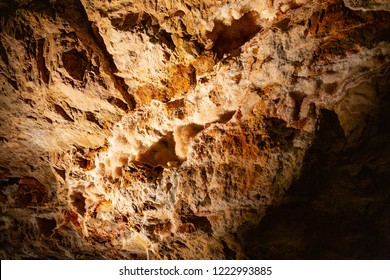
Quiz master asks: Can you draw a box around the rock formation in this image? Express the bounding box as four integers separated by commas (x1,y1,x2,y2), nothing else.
0,0,389,259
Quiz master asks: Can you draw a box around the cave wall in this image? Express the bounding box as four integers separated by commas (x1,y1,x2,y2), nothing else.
0,0,389,259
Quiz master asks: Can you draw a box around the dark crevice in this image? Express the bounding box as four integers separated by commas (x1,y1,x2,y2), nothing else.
263,117,297,146
107,97,129,111
37,38,50,84
180,202,212,234
0,41,9,65
217,110,236,124
54,168,66,180
137,132,179,167
319,8,326,23
0,177,20,188
62,49,88,81
275,18,291,31
54,104,74,122
289,91,306,121
207,11,262,59
36,217,56,238
70,191,86,216
85,111,103,129
7,77,18,90
222,240,237,260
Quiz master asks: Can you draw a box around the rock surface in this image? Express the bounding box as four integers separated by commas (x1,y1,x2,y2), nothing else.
0,0,389,259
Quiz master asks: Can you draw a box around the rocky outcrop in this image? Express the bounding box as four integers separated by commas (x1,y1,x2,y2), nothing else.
0,0,389,259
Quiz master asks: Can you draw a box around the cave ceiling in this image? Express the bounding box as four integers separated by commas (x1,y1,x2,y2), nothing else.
0,0,389,259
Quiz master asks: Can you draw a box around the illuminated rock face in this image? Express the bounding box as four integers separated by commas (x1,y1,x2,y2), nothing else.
0,0,389,259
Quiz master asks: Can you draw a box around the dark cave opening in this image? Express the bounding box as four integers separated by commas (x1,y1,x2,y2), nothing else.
207,11,262,59
242,76,390,259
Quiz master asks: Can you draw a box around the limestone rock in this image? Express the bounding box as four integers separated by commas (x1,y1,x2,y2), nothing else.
0,0,389,259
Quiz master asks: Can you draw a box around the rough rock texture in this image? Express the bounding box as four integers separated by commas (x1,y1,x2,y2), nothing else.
0,0,389,259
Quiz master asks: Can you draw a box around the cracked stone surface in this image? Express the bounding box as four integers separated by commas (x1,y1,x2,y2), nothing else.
0,0,389,259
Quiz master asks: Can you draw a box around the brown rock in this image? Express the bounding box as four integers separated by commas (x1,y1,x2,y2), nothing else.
0,0,389,259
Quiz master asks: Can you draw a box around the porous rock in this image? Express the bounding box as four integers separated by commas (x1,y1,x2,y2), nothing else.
0,0,389,259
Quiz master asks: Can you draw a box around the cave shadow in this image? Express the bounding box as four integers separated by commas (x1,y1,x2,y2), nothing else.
240,84,390,259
